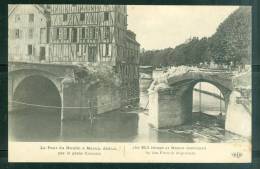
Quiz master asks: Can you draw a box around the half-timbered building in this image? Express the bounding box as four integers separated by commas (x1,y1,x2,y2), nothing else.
8,5,50,62
49,5,128,65
49,5,140,106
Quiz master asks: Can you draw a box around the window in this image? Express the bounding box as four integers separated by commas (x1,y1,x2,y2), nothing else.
80,13,85,21
15,15,20,22
15,29,20,39
40,47,46,60
104,27,110,39
104,12,109,21
90,27,95,39
29,14,34,22
105,44,109,56
90,14,95,23
81,28,85,39
118,13,120,23
72,28,77,42
65,28,70,40
76,44,79,53
88,46,96,62
63,14,67,22
85,28,89,39
28,45,33,55
56,28,60,39
29,28,33,39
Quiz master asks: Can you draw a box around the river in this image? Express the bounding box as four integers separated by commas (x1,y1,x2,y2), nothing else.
9,82,248,143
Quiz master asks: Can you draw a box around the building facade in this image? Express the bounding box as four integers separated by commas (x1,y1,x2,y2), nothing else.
8,5,50,62
9,4,140,107
48,5,140,105
118,30,140,105
48,5,128,65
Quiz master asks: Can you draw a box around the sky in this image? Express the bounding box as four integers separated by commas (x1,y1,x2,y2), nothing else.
127,5,239,50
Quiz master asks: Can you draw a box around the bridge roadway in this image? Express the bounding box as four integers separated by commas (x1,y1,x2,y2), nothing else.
148,67,251,137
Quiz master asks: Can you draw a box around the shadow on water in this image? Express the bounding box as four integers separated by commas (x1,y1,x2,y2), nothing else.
9,107,248,143
61,111,139,142
9,108,139,142
9,107,61,141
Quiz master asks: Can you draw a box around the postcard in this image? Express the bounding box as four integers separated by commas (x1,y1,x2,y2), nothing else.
8,4,252,162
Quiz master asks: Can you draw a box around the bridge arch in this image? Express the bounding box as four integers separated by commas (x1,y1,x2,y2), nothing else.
9,69,62,94
179,78,232,104
9,73,62,141
9,69,63,112
167,71,233,107
148,71,233,129
12,75,62,111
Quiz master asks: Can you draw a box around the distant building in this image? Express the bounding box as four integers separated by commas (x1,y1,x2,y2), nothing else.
8,5,50,62
119,29,140,105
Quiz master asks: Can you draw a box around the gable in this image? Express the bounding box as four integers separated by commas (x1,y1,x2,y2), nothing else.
8,5,48,19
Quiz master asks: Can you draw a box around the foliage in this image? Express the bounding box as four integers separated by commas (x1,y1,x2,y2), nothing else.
140,37,211,67
140,7,251,67
210,7,251,66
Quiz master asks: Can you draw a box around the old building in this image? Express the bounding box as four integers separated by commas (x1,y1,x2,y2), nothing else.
48,5,128,65
119,30,140,105
8,5,50,62
9,4,140,108
48,5,140,105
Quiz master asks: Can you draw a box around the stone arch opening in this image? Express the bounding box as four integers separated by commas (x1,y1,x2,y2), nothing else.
192,81,226,114
10,75,62,141
191,81,226,127
13,75,61,110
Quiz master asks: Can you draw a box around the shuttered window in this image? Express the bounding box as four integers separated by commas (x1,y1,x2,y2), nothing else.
104,12,109,21
29,14,34,22
90,27,95,39
65,28,70,40
63,14,67,22
28,28,33,39
28,45,33,55
81,28,85,39
80,13,85,21
105,44,109,56
56,28,60,39
104,26,110,39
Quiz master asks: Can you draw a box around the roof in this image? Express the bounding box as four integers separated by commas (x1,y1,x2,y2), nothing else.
126,36,140,45
8,5,49,18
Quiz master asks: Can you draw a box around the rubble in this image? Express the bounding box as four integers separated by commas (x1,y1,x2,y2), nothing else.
73,62,122,87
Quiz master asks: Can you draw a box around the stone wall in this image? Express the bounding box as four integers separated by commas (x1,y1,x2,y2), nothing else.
63,82,122,119
63,82,96,120
225,90,251,138
96,84,121,114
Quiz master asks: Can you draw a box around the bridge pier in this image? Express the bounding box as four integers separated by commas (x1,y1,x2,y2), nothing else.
61,81,122,120
148,85,193,128
225,90,251,138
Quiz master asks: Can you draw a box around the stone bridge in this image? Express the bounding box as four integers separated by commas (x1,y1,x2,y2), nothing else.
148,68,251,137
8,62,122,120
